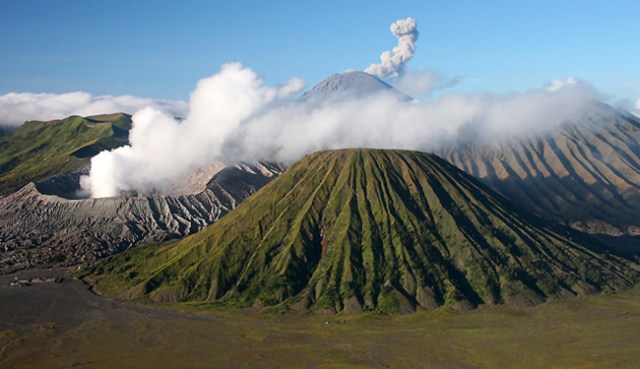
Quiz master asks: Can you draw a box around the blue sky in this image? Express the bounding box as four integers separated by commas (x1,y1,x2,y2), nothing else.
1,0,638,104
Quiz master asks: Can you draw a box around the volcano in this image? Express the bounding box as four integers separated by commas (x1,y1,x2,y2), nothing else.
304,71,411,101
91,149,638,313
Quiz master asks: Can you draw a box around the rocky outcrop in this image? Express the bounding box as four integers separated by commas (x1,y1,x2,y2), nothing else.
0,162,285,273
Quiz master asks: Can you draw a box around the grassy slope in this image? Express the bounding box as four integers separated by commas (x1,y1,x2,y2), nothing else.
90,149,639,313
1,287,639,369
0,113,131,194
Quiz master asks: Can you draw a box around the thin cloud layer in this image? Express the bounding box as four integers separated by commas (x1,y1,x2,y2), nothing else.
81,63,598,198
394,69,462,97
547,77,577,92
0,92,187,127
633,97,640,117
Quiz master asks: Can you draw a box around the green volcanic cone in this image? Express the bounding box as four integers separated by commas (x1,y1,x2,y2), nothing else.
91,149,639,313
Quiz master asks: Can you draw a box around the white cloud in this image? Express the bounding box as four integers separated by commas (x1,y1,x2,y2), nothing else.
394,69,461,97
547,77,577,92
82,63,305,198
0,91,187,127
633,97,640,117
81,63,598,198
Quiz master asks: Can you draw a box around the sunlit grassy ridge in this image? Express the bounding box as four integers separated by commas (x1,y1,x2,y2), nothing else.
0,113,131,194
90,149,639,313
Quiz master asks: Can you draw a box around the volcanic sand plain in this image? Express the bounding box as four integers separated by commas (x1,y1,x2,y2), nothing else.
0,268,639,369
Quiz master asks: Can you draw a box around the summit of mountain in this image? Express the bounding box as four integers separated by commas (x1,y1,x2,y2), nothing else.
304,71,411,100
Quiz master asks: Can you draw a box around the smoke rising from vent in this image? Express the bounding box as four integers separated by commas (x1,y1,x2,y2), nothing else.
81,63,598,198
365,17,419,79
0,92,187,128
82,63,305,198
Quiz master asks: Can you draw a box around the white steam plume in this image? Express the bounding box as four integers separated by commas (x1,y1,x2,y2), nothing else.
0,92,187,128
82,63,305,198
365,17,419,79
82,63,598,198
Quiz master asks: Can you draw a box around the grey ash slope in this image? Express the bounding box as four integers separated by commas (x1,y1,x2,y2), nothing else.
0,162,284,273
304,71,411,101
439,103,640,237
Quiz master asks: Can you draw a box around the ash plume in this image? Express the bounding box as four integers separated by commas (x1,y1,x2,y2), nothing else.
365,17,419,79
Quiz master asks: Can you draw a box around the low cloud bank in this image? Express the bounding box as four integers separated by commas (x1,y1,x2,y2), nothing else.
394,69,462,97
81,63,597,198
0,92,187,128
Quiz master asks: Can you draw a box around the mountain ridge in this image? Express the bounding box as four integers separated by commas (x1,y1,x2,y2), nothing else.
439,102,640,236
0,113,132,194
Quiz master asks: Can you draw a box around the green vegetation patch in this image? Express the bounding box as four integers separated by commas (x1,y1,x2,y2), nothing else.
0,113,131,194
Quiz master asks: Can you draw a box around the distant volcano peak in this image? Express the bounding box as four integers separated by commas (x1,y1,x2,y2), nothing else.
305,71,411,100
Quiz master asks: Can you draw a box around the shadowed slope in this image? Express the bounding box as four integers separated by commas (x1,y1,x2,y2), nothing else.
441,104,640,236
91,149,638,313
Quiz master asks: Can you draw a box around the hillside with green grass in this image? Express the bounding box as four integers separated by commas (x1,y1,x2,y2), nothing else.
90,149,639,313
0,113,131,194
